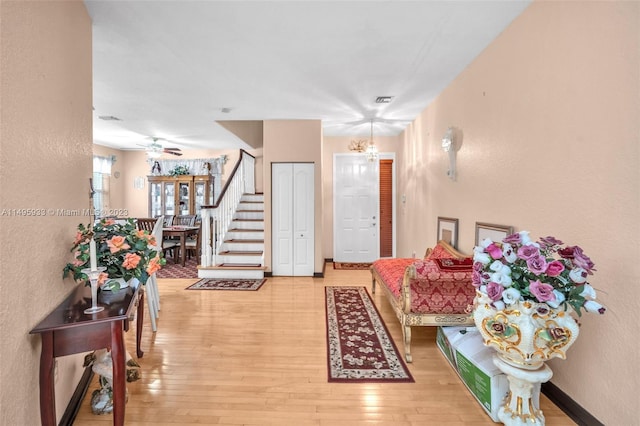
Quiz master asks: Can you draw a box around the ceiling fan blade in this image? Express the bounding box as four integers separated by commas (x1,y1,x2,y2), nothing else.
163,147,181,151
164,150,183,156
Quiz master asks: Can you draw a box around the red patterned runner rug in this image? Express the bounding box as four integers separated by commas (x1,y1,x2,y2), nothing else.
325,286,414,382
186,278,267,291
157,258,198,279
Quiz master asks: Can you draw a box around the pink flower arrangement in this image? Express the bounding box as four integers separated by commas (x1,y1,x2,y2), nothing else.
63,218,166,289
473,231,605,316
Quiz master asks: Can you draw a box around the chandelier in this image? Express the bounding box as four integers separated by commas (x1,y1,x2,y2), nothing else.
347,119,379,162
365,119,379,162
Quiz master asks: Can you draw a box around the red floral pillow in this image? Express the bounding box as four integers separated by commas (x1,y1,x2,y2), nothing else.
425,242,458,260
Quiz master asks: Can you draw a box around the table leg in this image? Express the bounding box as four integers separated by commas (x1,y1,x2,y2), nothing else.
39,332,56,426
136,290,144,358
180,235,186,266
110,322,126,426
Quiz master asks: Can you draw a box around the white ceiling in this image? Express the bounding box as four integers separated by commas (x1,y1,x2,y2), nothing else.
87,0,531,152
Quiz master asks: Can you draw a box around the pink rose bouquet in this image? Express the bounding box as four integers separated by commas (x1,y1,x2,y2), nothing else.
63,218,166,289
472,231,605,316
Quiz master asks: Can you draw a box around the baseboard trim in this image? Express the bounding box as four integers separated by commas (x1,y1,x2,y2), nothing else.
542,381,604,426
59,365,94,426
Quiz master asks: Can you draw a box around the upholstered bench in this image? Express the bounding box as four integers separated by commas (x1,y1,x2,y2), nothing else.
370,240,475,362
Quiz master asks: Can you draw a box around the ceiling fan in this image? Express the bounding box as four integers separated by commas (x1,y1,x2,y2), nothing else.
138,138,183,157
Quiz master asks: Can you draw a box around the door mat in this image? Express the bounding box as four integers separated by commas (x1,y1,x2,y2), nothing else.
186,278,267,291
325,286,414,382
333,262,372,270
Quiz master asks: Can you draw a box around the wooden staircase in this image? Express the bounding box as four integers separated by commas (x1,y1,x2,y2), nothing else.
198,193,265,279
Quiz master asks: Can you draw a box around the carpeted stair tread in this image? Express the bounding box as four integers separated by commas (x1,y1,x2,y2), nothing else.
219,250,263,255
224,239,264,243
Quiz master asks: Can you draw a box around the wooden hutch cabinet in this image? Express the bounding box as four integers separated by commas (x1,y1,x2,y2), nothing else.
148,175,213,218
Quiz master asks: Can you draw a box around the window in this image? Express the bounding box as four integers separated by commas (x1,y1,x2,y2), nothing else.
93,156,113,216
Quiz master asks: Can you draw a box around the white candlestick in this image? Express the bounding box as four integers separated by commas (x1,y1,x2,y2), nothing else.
90,237,98,271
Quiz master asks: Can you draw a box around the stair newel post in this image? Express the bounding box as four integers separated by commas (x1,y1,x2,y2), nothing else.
200,207,213,267
213,209,220,266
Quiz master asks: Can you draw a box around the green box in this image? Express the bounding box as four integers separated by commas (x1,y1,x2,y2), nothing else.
436,326,456,368
436,326,510,422
455,349,499,414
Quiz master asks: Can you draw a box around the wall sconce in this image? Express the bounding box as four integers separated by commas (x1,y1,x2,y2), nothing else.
441,127,456,181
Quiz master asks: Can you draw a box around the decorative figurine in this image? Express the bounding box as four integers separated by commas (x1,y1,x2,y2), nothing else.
151,161,161,175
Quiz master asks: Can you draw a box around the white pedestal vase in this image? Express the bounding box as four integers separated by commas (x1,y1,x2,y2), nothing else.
493,356,553,425
472,292,580,425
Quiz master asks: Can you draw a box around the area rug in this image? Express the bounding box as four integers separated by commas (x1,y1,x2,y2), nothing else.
325,286,414,382
186,278,267,291
157,258,198,279
333,262,372,270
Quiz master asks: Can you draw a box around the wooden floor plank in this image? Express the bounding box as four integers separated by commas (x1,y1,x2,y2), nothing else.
73,266,576,425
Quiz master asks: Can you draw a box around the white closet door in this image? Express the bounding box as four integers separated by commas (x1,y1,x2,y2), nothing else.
272,164,294,276
292,164,314,276
272,163,314,276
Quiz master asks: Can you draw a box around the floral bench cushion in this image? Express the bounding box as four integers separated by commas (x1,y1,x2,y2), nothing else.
372,258,414,299
409,258,474,314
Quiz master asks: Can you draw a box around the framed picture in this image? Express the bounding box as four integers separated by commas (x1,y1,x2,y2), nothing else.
437,217,459,248
475,222,514,246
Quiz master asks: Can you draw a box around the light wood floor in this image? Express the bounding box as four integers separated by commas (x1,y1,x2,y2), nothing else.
74,265,576,425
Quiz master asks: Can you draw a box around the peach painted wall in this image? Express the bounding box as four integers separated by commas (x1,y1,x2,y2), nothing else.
0,1,92,424
396,1,639,424
322,136,401,259
263,120,323,274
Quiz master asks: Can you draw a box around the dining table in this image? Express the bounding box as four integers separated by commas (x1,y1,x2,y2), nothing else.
162,225,199,266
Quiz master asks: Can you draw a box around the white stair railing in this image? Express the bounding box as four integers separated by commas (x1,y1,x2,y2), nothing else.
201,150,256,267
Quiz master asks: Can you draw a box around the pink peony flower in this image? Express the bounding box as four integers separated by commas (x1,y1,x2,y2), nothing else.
503,233,522,244
526,255,548,275
517,244,540,260
529,280,556,303
486,243,503,260
545,260,565,277
486,282,504,301
572,246,596,273
539,236,563,248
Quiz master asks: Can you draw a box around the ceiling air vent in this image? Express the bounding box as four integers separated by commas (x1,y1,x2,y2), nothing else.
375,96,393,104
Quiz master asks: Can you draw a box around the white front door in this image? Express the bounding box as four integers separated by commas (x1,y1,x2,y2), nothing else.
333,154,379,263
272,163,314,276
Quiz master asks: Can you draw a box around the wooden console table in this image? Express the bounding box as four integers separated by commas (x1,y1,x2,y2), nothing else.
30,281,144,426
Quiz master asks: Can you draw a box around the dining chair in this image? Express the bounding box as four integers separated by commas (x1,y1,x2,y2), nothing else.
162,215,174,227
174,215,196,226
136,218,157,232
145,216,164,332
185,221,202,264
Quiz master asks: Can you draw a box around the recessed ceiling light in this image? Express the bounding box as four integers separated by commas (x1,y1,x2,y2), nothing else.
98,115,121,121
375,96,393,104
